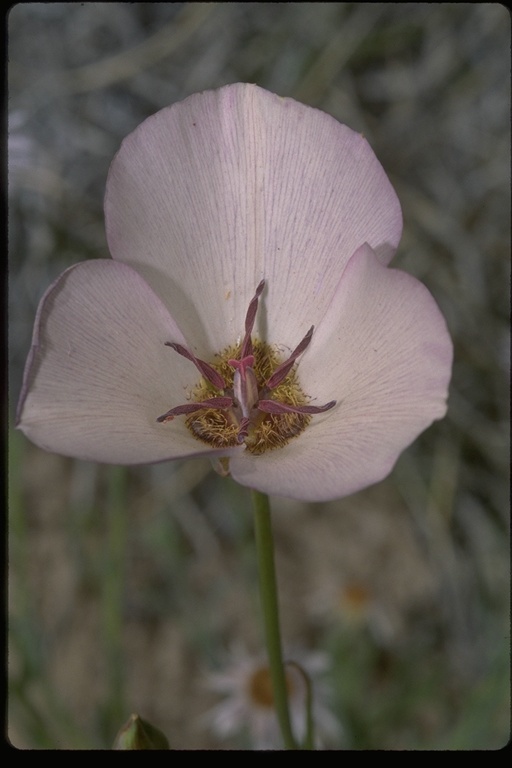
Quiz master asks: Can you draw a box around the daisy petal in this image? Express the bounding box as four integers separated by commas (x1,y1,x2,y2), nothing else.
16,260,236,464
105,83,402,356
230,244,452,501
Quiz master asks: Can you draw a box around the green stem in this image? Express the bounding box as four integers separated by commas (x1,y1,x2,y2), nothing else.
102,465,128,731
251,489,297,750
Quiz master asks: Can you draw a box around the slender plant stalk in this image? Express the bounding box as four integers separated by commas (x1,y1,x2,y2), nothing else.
251,489,297,750
103,465,128,731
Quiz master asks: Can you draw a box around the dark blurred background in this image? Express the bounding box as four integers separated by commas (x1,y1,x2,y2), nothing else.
8,3,510,749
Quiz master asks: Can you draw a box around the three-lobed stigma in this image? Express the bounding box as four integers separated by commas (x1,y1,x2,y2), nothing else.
157,281,336,455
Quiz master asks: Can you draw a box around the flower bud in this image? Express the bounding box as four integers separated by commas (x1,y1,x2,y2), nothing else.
113,713,170,750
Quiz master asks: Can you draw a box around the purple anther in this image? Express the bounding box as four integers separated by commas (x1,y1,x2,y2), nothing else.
265,326,314,390
157,396,233,423
165,342,226,391
240,279,265,358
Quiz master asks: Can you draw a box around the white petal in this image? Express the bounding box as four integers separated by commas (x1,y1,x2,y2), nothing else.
230,244,452,501
17,260,236,464
105,83,402,357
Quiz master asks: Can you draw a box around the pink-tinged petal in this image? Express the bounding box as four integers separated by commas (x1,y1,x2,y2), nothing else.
105,83,402,357
229,244,452,501
16,260,237,464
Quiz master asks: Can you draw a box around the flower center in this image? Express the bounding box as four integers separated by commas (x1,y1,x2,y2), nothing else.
157,280,335,455
248,665,295,709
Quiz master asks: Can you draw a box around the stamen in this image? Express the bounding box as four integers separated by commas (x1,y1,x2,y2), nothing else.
165,342,226,390
240,279,265,358
157,396,233,423
265,326,314,390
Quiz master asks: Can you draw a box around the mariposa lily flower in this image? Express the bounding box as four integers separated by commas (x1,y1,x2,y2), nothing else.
16,83,452,501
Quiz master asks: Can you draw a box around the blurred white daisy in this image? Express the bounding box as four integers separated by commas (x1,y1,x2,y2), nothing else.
205,648,340,749
308,579,397,647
